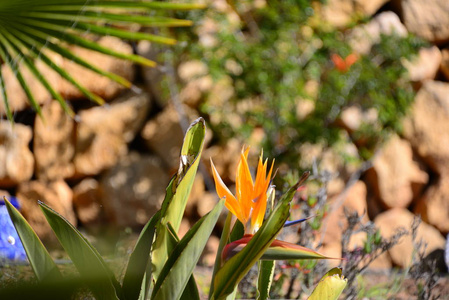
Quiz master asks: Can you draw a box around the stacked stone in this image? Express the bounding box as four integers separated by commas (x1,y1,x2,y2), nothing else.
1,0,449,270
308,0,449,269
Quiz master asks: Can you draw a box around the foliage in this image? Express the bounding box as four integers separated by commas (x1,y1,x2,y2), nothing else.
168,0,426,169
1,118,345,300
0,0,204,121
245,167,414,300
409,217,444,300
338,209,408,299
308,267,347,300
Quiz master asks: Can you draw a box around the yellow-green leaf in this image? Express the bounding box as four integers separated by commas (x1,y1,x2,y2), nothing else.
4,197,61,282
308,268,347,300
152,118,206,280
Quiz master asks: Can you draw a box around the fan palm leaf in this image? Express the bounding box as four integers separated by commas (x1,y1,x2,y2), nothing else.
0,0,202,121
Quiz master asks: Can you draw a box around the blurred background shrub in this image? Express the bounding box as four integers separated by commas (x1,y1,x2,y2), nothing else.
157,0,425,182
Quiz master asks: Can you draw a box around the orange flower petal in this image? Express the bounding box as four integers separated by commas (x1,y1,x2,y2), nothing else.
253,157,267,200
250,156,274,232
253,158,274,231
210,159,244,223
250,194,266,232
236,148,254,222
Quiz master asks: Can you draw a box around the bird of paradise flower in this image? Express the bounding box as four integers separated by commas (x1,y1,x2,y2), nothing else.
210,147,338,262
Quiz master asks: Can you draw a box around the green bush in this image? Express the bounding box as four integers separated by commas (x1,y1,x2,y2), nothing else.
169,0,425,171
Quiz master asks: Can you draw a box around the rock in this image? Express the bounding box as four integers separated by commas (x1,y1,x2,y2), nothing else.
297,142,324,170
196,18,220,48
202,138,241,183
349,11,407,54
319,0,355,28
74,90,150,176
206,76,236,127
338,106,364,133
415,178,449,234
141,104,197,171
59,36,134,100
201,235,220,267
320,243,342,268
296,98,315,121
399,0,449,44
403,81,449,175
224,59,243,76
178,218,191,239
320,0,391,28
34,101,75,180
72,179,105,227
354,0,390,16
184,174,206,218
374,208,446,268
440,48,449,81
179,76,213,108
322,181,369,245
196,192,219,217
403,46,442,84
368,252,393,270
0,123,34,187
136,40,166,107
99,153,169,228
322,233,394,270
297,140,359,195
178,60,209,83
0,35,134,114
337,106,380,136
17,180,75,241
0,52,61,115
365,135,428,208
319,148,348,195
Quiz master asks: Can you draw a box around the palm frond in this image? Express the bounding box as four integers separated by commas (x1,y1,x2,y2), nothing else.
0,0,203,122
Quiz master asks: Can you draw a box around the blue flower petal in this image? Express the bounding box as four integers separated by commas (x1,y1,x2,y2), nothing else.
283,216,313,227
0,202,27,262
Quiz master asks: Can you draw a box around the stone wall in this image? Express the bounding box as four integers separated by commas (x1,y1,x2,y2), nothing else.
307,0,449,269
0,0,448,269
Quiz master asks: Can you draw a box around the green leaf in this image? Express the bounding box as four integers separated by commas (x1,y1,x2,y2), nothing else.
152,118,206,279
308,268,347,300
4,197,61,282
164,223,200,300
0,27,74,117
39,201,120,300
165,118,207,230
122,211,160,300
17,19,157,67
260,239,335,260
0,0,200,114
211,172,309,300
35,2,206,12
10,28,105,105
21,11,192,29
0,41,42,118
229,219,244,243
257,260,275,300
151,199,224,300
209,211,232,298
1,21,106,105
8,23,132,88
208,215,242,300
73,22,178,44
0,66,12,122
